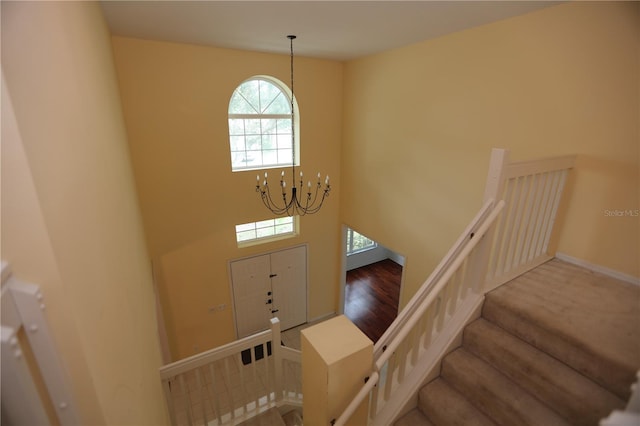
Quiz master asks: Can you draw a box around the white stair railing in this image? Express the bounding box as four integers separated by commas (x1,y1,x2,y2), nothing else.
372,198,498,361
159,318,301,426
484,149,576,290
336,198,505,426
335,148,576,426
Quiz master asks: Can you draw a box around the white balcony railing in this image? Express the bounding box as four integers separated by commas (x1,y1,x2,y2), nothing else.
159,318,301,426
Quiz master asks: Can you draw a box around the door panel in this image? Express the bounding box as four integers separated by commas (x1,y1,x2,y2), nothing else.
270,246,307,331
230,254,272,338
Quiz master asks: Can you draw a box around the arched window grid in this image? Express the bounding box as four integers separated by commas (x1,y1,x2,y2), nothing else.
228,76,300,172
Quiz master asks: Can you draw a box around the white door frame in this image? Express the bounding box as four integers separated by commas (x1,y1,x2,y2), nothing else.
228,243,309,339
338,224,407,317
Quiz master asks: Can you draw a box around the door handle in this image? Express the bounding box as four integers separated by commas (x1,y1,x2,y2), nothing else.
271,309,279,314
269,273,277,278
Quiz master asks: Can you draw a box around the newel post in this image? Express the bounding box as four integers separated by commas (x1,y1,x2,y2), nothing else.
471,148,510,294
270,317,284,402
483,148,509,203
301,315,373,426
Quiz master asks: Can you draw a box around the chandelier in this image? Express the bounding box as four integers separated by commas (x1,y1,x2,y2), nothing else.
256,35,331,216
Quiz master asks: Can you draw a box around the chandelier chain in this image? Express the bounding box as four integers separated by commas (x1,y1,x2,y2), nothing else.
289,35,296,184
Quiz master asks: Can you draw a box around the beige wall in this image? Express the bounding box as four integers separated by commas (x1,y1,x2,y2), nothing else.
113,1,638,361
1,2,167,424
111,37,343,359
342,1,639,307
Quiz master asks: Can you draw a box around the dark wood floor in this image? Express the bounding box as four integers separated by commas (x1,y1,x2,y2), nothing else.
344,259,402,343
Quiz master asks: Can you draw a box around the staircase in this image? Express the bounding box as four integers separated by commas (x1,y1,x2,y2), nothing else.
396,259,640,426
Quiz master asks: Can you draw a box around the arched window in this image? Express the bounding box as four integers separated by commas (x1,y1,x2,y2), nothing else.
228,76,298,171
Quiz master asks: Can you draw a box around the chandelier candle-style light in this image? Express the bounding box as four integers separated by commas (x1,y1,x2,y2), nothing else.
256,35,331,216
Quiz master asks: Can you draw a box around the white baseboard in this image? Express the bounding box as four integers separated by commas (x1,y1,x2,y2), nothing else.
555,253,640,286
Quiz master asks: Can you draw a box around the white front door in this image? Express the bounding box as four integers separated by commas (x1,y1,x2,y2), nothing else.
230,245,307,338
230,254,272,338
270,246,307,331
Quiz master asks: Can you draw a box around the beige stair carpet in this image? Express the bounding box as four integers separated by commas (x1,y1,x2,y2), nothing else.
483,259,640,399
395,259,639,426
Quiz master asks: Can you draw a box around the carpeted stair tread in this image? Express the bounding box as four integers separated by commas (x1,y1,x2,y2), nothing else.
482,259,640,399
442,348,571,426
417,378,496,426
464,318,626,424
394,408,435,426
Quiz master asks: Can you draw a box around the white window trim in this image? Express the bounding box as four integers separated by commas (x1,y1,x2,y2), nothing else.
228,76,300,172
346,228,378,256
236,216,299,248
